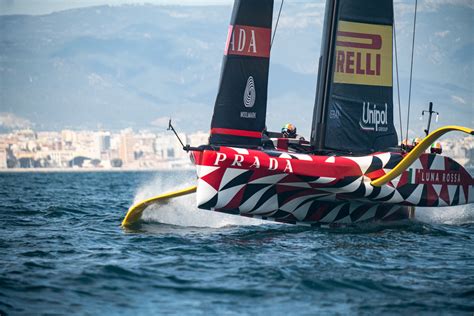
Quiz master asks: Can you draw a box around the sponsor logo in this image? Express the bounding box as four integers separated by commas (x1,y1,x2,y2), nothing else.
360,102,388,132
225,25,271,58
241,76,256,119
240,112,256,119
329,108,341,120
414,169,462,184
243,76,256,108
333,21,392,87
213,152,294,173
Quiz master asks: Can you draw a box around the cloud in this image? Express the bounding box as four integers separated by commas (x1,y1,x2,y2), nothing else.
151,116,171,128
163,9,190,19
451,95,466,104
435,30,450,37
0,113,32,129
395,0,474,14
420,0,474,11
88,73,109,87
277,4,325,30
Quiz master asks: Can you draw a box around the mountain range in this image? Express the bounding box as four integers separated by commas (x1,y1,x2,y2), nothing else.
0,2,472,139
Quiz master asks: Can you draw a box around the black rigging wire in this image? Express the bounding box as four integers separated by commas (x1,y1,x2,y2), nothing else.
393,18,404,144
271,0,285,48
405,0,418,142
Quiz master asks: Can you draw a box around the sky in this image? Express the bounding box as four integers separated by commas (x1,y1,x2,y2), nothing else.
1,0,472,16
1,0,236,15
1,0,331,15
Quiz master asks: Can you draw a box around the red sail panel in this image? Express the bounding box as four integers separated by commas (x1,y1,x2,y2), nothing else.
224,25,271,58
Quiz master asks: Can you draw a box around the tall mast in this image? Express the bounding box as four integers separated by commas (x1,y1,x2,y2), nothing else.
209,0,274,147
311,0,339,151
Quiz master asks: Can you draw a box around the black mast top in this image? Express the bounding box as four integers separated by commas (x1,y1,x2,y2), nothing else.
209,0,274,147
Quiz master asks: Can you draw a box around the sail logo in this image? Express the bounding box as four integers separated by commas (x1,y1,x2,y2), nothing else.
360,102,388,132
213,152,294,174
243,76,256,108
225,25,271,58
241,76,257,119
333,21,392,87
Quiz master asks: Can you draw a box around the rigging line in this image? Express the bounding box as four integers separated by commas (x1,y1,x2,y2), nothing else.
405,0,418,142
271,0,285,48
393,18,404,145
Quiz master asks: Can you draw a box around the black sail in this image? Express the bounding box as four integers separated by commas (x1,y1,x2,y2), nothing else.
311,0,398,154
209,0,274,147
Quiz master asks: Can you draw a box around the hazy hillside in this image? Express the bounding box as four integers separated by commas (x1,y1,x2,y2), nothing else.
0,3,472,137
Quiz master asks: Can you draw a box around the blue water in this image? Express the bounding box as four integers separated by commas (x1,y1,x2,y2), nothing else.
1,171,473,315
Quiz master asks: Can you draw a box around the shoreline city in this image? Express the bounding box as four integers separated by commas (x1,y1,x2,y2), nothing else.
0,128,473,172
0,128,208,172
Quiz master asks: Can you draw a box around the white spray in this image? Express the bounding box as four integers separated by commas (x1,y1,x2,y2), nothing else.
415,205,474,225
133,172,264,228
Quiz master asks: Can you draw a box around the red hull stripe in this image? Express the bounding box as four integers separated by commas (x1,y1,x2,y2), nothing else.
211,128,262,138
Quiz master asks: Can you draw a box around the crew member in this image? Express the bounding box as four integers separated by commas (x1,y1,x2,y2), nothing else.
281,123,296,138
281,123,299,139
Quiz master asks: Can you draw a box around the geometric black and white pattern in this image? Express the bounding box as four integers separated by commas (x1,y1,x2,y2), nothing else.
193,146,473,225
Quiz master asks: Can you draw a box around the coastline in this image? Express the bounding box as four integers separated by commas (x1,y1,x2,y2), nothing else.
1,164,471,174
0,167,195,173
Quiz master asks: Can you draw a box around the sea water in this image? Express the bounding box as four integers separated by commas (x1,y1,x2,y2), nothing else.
0,171,473,315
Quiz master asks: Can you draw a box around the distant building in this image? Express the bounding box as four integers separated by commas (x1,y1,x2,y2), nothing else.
154,133,187,161
61,130,77,149
97,132,111,152
119,130,135,165
187,131,209,147
440,135,473,167
0,150,7,169
49,150,74,167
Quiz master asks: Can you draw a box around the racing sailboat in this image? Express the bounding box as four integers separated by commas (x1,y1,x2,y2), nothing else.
122,0,473,227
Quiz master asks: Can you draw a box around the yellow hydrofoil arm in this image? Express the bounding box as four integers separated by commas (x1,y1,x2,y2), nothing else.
371,125,473,187
121,185,197,227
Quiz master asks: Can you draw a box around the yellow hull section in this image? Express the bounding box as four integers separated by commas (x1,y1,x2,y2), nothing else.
121,186,197,227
